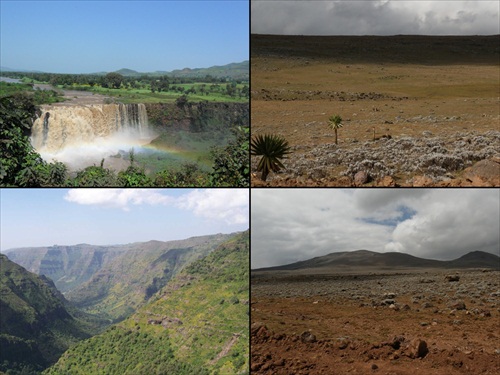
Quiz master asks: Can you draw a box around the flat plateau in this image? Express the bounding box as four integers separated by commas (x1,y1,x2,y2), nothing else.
251,35,500,186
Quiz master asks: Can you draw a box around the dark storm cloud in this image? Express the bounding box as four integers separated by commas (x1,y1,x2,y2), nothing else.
251,0,500,35
251,189,500,269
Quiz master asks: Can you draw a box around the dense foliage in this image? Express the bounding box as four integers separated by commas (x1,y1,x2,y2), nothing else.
0,93,68,187
44,231,249,375
44,327,208,375
210,127,249,187
0,255,97,375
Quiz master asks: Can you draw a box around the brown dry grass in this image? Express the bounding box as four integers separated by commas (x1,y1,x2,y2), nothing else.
251,35,500,186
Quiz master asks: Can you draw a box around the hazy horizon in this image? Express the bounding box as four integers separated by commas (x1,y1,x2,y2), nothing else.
0,59,248,76
0,189,249,251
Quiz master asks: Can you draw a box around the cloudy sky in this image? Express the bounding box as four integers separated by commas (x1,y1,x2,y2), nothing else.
251,189,500,269
251,0,500,35
0,189,248,250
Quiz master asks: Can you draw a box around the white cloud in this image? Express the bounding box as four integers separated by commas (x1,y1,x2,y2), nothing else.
64,189,249,226
251,0,500,35
385,189,500,259
176,189,249,225
251,189,499,269
64,189,172,210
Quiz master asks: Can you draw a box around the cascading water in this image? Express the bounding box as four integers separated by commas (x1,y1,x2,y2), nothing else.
32,103,150,151
31,103,153,170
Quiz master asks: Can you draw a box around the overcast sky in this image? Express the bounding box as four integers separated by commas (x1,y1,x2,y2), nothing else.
251,0,500,35
251,189,500,269
0,189,248,250
1,0,248,73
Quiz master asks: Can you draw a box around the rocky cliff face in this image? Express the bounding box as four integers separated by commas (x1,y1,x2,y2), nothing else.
145,101,249,132
6,244,128,293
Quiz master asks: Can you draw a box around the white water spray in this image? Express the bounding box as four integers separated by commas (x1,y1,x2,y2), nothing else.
31,103,154,170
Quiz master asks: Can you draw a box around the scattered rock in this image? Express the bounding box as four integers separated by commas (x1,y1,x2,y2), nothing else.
354,170,370,185
445,275,460,282
449,301,466,310
408,339,429,359
463,156,500,185
412,175,434,187
301,331,317,343
378,176,397,187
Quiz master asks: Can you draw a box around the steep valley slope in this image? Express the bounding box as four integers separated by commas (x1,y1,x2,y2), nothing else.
45,230,249,375
0,254,100,375
5,233,233,322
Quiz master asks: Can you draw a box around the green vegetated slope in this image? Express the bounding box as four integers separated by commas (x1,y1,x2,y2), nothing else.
45,230,249,375
65,234,233,322
0,254,96,375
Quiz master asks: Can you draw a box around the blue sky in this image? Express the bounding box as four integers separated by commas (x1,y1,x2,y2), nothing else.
1,0,249,73
0,188,249,250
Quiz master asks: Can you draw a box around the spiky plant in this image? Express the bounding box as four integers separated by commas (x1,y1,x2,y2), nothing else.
250,133,291,181
328,114,343,145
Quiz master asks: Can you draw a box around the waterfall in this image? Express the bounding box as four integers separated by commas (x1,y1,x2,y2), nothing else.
31,103,150,152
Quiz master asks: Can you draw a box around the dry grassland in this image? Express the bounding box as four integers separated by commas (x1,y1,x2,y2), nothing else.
251,35,500,186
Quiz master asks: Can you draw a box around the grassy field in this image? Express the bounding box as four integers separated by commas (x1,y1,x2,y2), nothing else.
56,83,248,104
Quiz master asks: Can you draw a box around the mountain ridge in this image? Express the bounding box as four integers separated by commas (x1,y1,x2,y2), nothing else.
255,250,500,271
45,230,250,374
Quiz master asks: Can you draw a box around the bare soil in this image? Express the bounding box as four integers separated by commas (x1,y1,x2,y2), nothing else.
251,269,500,374
251,35,500,187
34,83,111,106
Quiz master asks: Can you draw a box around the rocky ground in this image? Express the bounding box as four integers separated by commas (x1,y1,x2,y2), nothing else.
251,270,500,374
251,131,500,187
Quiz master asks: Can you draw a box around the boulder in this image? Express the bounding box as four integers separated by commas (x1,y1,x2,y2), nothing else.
301,331,317,343
445,274,460,282
354,170,369,185
408,339,428,359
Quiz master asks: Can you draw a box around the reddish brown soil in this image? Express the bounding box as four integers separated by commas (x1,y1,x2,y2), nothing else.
251,270,500,374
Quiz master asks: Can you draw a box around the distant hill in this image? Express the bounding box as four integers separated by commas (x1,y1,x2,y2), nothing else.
45,230,249,375
165,60,249,80
107,60,249,79
113,68,141,76
448,250,500,269
6,233,237,322
0,66,45,73
255,250,500,271
0,254,94,374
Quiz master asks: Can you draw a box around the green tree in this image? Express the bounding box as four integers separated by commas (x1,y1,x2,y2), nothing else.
250,133,291,182
104,72,124,89
210,127,249,187
0,93,42,186
327,114,343,145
